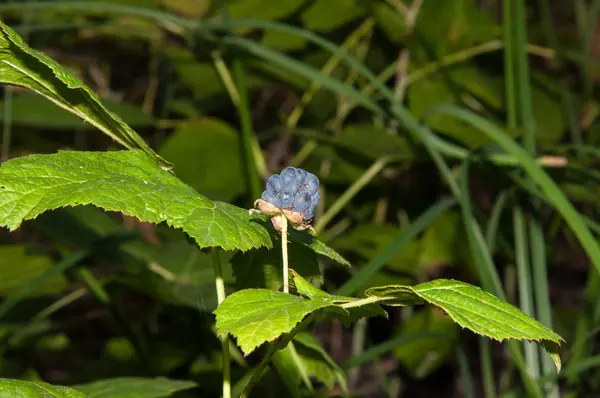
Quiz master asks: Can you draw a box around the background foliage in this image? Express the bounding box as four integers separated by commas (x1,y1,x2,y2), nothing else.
0,0,597,397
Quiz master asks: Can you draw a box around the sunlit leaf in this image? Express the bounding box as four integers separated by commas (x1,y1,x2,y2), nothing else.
0,150,271,252
0,378,85,398
72,377,196,397
365,279,564,371
215,271,386,355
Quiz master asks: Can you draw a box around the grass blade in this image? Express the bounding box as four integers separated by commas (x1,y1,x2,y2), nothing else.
336,198,456,296
429,105,600,277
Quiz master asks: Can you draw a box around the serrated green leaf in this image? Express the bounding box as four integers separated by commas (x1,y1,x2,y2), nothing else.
72,377,196,397
215,271,386,355
0,19,169,169
214,289,341,355
0,150,272,252
365,279,564,371
0,378,85,398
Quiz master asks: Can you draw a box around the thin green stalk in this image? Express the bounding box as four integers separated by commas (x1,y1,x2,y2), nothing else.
458,157,541,397
287,18,374,129
434,105,600,279
348,318,367,390
76,267,155,376
457,347,475,398
479,337,496,398
280,216,289,293
213,248,231,398
287,341,313,392
0,250,88,321
213,51,267,182
314,157,389,234
232,58,262,200
486,190,509,253
513,205,540,378
513,0,558,392
5,287,87,346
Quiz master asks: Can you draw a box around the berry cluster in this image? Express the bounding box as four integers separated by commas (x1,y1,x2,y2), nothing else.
261,167,320,221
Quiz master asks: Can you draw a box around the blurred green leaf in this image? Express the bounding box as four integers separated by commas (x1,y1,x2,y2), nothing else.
286,227,350,267
418,210,469,270
0,19,169,169
0,150,272,251
272,347,303,398
0,378,85,398
159,118,245,202
370,2,407,43
416,0,499,55
0,93,154,130
337,124,414,160
448,65,505,111
334,212,469,277
228,0,308,20
292,332,348,391
531,85,565,147
119,240,225,311
80,16,164,43
301,0,365,32
166,47,266,101
262,30,307,51
393,308,458,379
72,377,196,397
0,245,68,296
409,76,510,148
160,0,210,18
333,224,421,273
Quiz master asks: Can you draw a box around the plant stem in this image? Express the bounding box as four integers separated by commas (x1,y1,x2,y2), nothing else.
281,216,289,293
212,248,231,398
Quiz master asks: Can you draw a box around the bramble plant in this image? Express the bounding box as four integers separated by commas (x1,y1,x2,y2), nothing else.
0,13,569,398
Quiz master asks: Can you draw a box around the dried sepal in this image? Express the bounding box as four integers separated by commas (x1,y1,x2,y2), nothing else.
250,199,315,233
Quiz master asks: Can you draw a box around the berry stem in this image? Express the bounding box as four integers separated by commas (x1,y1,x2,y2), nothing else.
281,215,289,293
212,248,231,398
